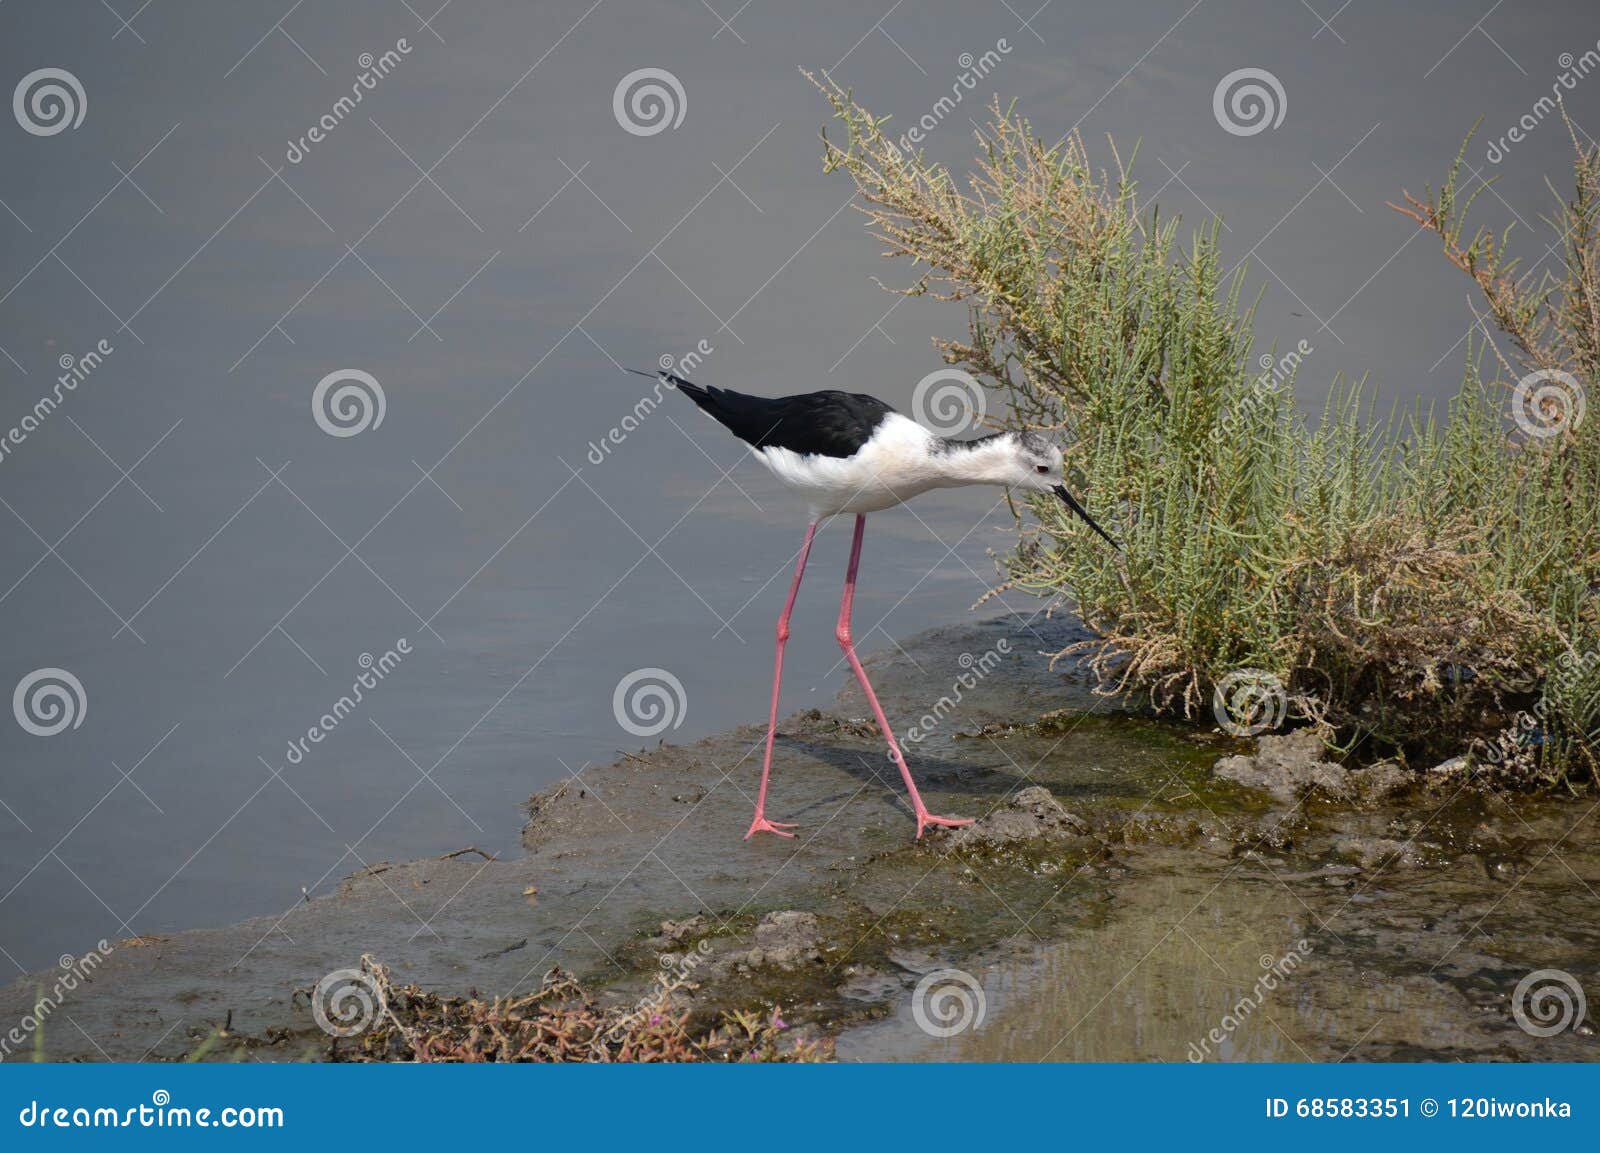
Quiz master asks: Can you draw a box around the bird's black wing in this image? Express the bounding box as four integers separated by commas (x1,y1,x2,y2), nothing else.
632,370,894,458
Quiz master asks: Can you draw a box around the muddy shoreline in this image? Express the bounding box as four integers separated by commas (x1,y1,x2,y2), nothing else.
3,614,1596,1062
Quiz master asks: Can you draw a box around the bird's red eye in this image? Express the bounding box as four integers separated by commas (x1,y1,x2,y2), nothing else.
1035,465,1050,474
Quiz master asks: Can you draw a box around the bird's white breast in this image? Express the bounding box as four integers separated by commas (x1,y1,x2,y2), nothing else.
751,414,948,517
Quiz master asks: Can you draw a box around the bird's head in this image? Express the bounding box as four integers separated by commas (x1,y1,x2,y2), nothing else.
1004,431,1066,493
947,430,1119,549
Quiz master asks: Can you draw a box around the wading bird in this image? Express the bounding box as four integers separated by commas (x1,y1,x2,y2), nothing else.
632,370,1116,840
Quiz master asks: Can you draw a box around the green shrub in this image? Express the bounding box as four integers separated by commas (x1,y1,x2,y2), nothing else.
814,78,1599,781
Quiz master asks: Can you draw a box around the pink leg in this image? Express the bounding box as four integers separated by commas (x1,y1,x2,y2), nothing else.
746,522,818,839
836,515,973,839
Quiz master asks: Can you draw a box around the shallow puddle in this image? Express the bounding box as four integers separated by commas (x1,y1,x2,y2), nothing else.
839,804,1600,1062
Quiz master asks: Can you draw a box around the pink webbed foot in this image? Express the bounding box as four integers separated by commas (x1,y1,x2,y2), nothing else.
745,815,798,840
915,811,975,839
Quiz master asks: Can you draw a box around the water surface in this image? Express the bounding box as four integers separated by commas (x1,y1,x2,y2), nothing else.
1,0,1593,972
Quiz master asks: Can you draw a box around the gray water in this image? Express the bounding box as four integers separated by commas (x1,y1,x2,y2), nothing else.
0,0,1593,972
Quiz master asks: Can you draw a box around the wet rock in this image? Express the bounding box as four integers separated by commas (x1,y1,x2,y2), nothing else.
1334,836,1424,871
1031,707,1079,735
958,721,1022,739
1212,730,1348,801
684,910,826,978
743,911,823,970
520,781,575,847
1119,812,1230,849
884,947,942,975
652,916,709,945
947,785,1093,849
1346,760,1414,803
1241,812,1301,852
837,968,904,1002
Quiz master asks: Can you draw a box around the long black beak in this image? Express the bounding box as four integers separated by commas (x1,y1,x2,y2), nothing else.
1053,485,1120,550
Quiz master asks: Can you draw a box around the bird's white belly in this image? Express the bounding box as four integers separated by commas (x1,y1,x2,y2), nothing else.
751,414,947,518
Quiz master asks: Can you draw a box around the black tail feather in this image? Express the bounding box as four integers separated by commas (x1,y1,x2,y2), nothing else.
627,366,714,409
625,370,892,458
627,366,700,392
